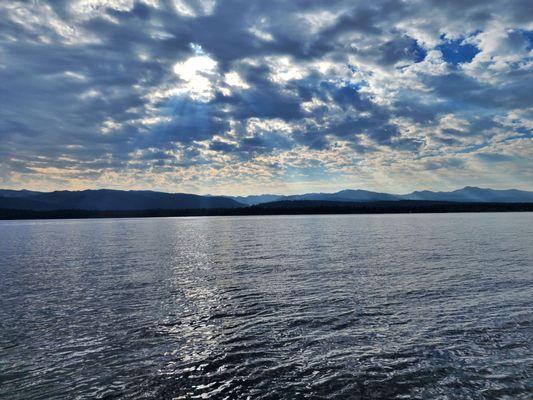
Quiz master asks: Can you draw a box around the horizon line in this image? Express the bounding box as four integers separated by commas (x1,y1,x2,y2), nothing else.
1,185,532,198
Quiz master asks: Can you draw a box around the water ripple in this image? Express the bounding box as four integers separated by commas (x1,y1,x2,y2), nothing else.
0,213,532,399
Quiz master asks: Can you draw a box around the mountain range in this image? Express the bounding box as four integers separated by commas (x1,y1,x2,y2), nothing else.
0,189,241,211
227,186,533,205
0,186,532,211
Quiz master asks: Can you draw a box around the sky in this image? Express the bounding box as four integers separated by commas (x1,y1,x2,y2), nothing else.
0,0,532,195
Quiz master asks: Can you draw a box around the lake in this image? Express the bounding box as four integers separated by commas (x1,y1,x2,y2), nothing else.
1,213,532,399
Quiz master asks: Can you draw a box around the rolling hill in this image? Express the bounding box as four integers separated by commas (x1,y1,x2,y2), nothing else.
0,189,243,211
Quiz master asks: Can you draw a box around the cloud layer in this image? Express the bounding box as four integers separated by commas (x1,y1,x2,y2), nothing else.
0,0,532,194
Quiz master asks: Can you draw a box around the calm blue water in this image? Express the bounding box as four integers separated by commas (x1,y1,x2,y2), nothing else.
0,213,532,399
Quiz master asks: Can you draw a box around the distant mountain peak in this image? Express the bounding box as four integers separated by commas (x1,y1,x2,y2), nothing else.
459,186,485,191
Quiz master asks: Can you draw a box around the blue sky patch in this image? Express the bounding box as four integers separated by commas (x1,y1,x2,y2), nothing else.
437,36,480,65
518,29,533,51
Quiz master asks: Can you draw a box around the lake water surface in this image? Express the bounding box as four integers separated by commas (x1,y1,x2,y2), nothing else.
1,213,532,399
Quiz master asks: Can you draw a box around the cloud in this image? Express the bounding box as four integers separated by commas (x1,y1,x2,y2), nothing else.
0,0,532,194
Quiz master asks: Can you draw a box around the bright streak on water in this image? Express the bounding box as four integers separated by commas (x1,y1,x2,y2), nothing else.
0,213,532,399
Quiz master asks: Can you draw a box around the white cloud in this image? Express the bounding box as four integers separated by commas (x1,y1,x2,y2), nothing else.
172,50,219,101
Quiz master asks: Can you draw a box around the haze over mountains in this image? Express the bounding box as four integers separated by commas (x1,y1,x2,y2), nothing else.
230,187,533,205
0,187,532,212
